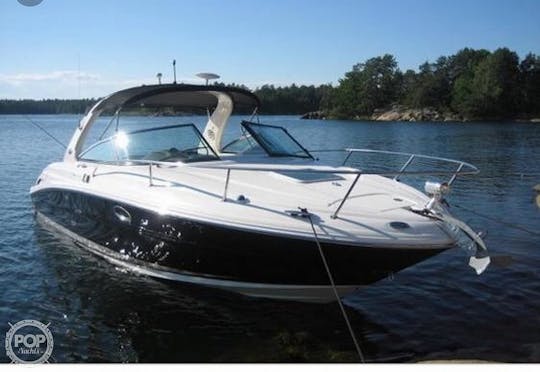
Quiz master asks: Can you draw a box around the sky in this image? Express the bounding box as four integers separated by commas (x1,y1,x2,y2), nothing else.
1,0,539,99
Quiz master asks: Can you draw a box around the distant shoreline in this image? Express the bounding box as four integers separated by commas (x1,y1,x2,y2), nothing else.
1,111,539,123
301,107,540,123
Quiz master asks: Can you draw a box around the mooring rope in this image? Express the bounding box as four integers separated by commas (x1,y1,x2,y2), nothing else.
453,203,540,237
300,207,365,363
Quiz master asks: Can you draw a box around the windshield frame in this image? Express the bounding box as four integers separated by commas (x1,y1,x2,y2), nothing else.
240,121,314,159
78,123,220,164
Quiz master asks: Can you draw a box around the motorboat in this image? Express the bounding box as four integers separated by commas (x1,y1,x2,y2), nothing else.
30,83,490,303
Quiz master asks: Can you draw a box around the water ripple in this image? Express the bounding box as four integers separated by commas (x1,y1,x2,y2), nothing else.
1,115,539,362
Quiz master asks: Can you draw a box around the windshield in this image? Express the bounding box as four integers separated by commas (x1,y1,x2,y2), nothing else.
79,124,219,163
240,121,313,159
221,135,264,155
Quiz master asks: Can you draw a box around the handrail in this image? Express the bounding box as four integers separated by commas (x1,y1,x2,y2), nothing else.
311,147,478,187
343,148,478,169
311,148,478,172
85,148,478,219
394,154,415,181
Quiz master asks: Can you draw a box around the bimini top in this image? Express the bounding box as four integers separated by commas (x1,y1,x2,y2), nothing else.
91,83,261,112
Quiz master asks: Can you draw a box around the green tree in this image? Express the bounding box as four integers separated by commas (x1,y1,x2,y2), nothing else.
404,58,451,108
398,69,417,104
520,53,540,115
254,84,332,114
468,48,520,118
447,48,491,83
331,54,401,118
449,48,492,116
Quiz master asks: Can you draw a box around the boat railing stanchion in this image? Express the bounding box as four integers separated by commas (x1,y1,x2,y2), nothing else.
341,149,354,166
148,162,154,187
222,168,231,201
448,162,464,186
331,172,361,219
394,154,415,181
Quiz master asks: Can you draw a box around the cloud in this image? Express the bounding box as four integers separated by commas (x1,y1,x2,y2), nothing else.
0,70,101,85
0,70,279,99
0,70,152,98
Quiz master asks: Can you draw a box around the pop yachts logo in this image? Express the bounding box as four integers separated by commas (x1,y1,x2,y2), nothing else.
5,320,53,363
17,0,44,7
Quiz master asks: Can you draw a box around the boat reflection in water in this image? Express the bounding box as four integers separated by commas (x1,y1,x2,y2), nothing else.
35,220,421,362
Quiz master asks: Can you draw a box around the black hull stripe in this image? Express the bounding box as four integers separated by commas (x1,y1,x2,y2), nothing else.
37,211,359,303
31,188,449,286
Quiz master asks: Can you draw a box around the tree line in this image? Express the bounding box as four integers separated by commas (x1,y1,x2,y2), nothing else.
0,98,98,115
1,47,539,119
0,86,330,115
326,48,540,120
0,86,328,115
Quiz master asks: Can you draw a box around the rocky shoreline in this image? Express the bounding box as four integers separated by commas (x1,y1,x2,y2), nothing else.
370,105,459,122
300,110,327,120
371,106,540,122
301,105,540,122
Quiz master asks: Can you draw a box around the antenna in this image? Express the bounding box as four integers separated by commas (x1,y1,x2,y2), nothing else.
77,53,81,104
172,60,177,84
156,72,162,85
196,72,220,86
77,52,82,119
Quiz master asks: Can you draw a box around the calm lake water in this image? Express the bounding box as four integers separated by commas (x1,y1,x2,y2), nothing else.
1,114,539,362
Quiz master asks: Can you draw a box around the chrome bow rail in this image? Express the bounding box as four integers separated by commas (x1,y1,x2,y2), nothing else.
87,148,478,219
312,148,478,183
